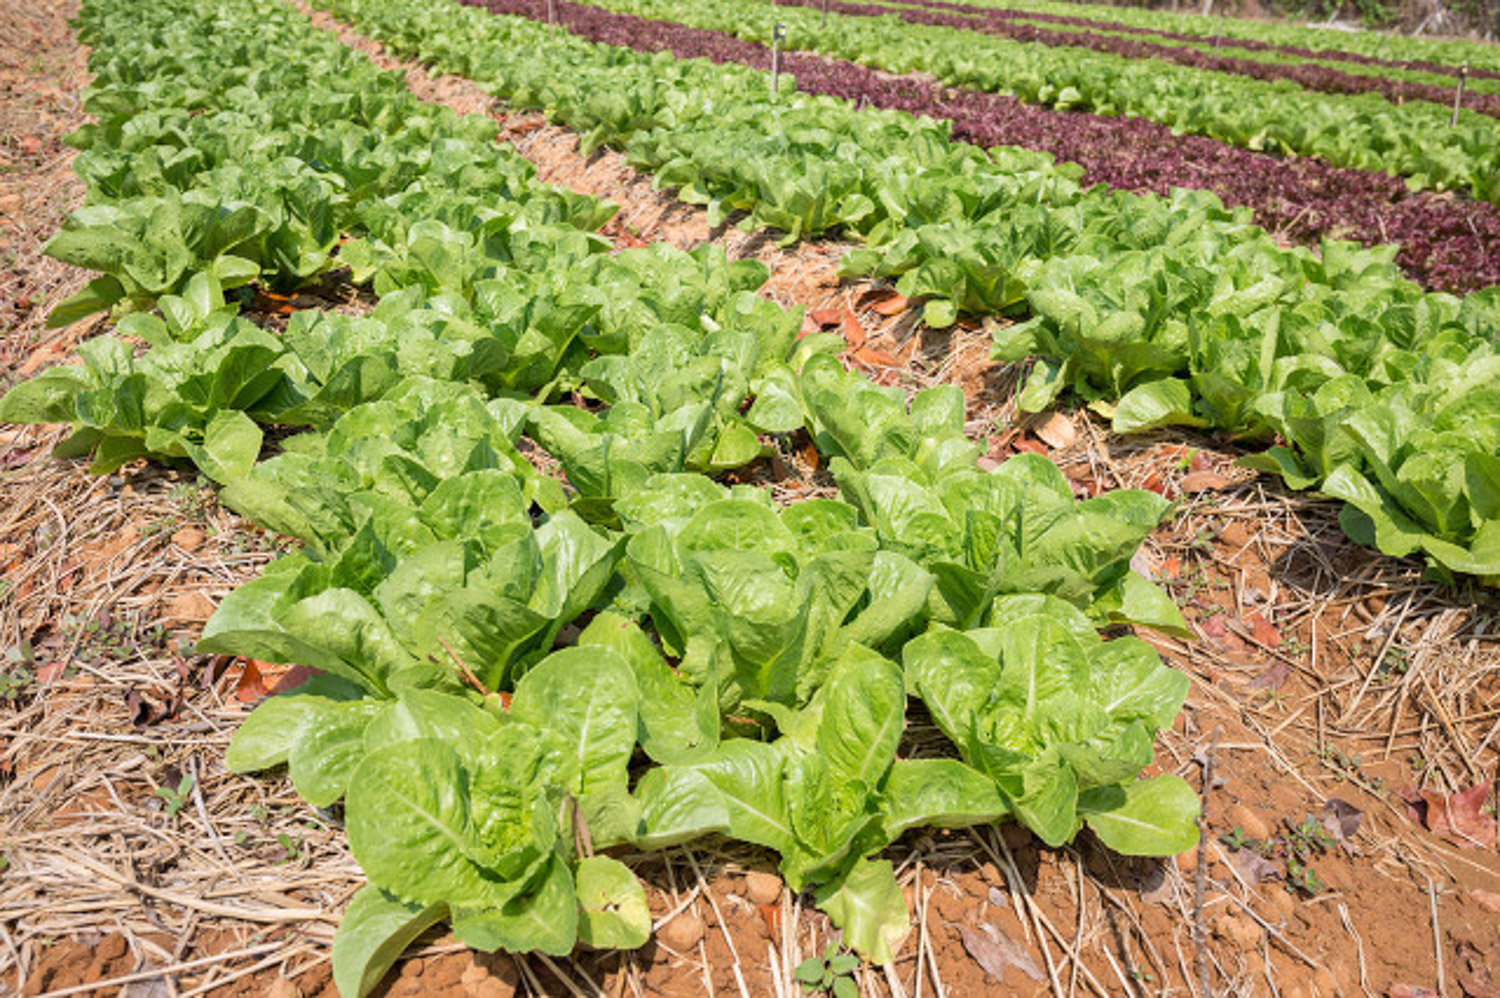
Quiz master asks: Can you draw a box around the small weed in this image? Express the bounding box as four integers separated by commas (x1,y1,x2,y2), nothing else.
154,773,194,819
1377,647,1409,679
168,477,210,521
1285,855,1325,895
63,611,169,666
1319,746,1363,783
795,943,859,998
1281,634,1310,658
1220,815,1334,897
276,832,304,864
1,644,36,703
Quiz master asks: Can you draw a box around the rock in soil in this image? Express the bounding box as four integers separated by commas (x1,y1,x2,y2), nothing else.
743,870,782,906
658,911,707,951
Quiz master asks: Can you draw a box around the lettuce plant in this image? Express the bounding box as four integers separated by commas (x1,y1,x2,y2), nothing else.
903,599,1197,852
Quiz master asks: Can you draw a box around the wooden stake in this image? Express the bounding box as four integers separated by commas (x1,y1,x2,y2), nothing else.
1451,62,1469,127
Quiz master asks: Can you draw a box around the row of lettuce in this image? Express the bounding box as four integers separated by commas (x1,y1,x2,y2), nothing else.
0,0,1205,992
885,0,1500,96
561,0,1500,206
456,0,1500,295
947,0,1500,76
329,0,1500,581
818,0,1500,114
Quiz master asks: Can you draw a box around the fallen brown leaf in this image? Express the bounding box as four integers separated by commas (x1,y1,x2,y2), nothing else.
235,659,270,702
957,923,1044,983
849,344,900,367
1199,614,1247,653
869,292,909,316
1225,848,1279,886
1031,412,1076,451
1401,782,1498,848
1179,470,1233,493
1245,610,1282,649
1247,662,1292,692
1319,797,1363,845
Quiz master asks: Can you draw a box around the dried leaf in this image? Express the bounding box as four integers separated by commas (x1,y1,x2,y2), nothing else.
1402,783,1498,848
1245,610,1282,649
1430,783,1498,848
1247,662,1292,692
1031,412,1076,451
869,293,909,316
124,688,170,727
957,923,1043,983
1198,615,1247,653
837,308,866,349
1179,470,1233,493
757,902,780,939
36,661,66,685
235,659,269,702
1319,798,1363,845
849,344,899,368
1013,437,1048,456
1225,847,1280,886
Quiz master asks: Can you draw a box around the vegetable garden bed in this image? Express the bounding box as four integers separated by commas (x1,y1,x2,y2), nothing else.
2,0,1499,996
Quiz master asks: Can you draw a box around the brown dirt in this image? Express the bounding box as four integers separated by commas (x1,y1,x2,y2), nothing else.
0,0,93,393
3,0,1499,996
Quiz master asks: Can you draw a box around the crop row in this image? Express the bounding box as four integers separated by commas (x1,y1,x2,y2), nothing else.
571,0,1500,205
898,0,1500,90
1,0,1203,991
943,0,1500,76
327,0,1500,582
833,0,1500,111
428,0,1500,296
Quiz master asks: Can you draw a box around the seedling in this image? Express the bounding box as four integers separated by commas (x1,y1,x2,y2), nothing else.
795,943,859,998
1285,855,1325,896
154,773,194,819
276,832,305,864
1220,825,1264,853
1,643,35,702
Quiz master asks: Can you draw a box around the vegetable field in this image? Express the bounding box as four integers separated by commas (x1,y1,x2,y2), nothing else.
0,0,1497,993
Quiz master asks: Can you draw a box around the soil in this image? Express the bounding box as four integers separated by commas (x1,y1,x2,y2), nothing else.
2,0,1498,995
